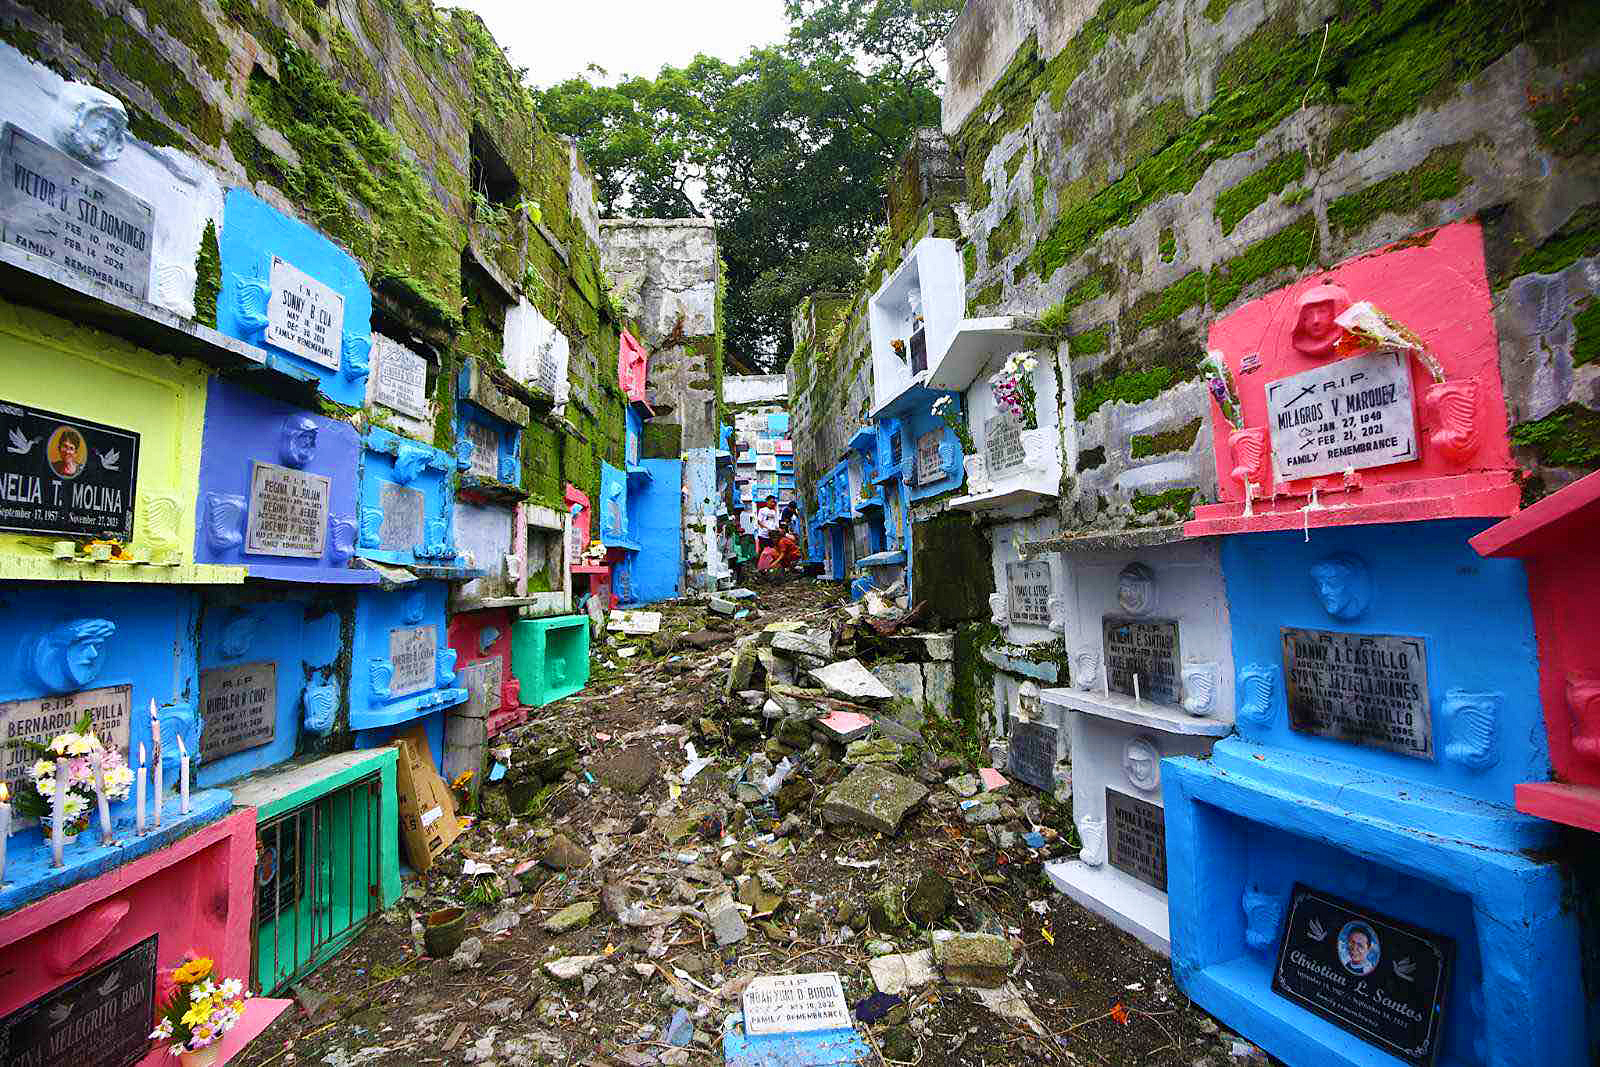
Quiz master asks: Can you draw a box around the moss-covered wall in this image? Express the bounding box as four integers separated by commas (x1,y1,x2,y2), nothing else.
0,0,631,510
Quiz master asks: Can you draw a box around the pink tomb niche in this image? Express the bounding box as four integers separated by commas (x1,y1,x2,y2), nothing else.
618,329,649,406
447,607,524,738
1186,221,1518,537
0,811,260,1065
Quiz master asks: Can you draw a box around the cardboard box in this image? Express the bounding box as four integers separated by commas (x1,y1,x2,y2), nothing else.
393,726,461,873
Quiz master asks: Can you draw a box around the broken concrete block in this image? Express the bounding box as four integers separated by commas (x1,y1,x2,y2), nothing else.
542,954,603,981
868,949,937,996
821,766,927,835
818,710,873,742
923,660,955,718
707,895,749,945
921,633,955,661
542,900,598,934
931,931,1014,987
772,628,833,659
757,647,796,685
725,638,762,694
871,662,924,708
609,610,662,634
843,739,903,766
809,659,894,702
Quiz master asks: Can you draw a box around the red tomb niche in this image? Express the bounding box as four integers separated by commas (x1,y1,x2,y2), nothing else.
618,329,649,406
565,484,613,610
447,607,524,737
1472,469,1600,833
1186,221,1518,537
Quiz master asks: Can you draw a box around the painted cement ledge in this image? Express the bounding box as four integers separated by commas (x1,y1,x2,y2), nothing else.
0,558,249,583
1021,523,1188,556
1185,473,1520,537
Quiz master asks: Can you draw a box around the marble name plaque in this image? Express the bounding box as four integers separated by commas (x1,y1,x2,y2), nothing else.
457,656,504,719
371,336,429,417
1106,787,1167,892
1103,618,1181,706
1272,885,1452,1067
0,123,154,300
247,461,330,558
1281,628,1433,760
1007,719,1058,792
199,660,277,759
1007,560,1052,627
267,255,345,371
466,420,500,479
742,972,851,1036
0,933,156,1067
0,684,130,828
0,401,139,540
916,429,943,484
389,624,438,698
378,481,426,553
1266,348,1417,483
984,412,1026,478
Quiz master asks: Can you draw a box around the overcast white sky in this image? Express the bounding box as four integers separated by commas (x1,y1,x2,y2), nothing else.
452,0,792,87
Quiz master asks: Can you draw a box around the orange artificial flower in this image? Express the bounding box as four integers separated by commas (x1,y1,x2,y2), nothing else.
1109,1002,1130,1026
172,957,213,984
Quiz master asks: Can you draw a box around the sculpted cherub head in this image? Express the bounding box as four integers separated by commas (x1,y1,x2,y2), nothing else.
1310,553,1371,621
1291,282,1351,358
1117,563,1157,616
280,415,319,468
32,618,117,693
56,81,128,165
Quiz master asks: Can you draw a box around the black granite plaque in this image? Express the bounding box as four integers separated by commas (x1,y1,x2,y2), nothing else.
199,661,277,759
1007,719,1057,791
1106,788,1167,892
0,933,157,1067
1102,617,1181,705
0,401,138,539
0,124,154,300
1272,885,1453,1066
1281,628,1433,760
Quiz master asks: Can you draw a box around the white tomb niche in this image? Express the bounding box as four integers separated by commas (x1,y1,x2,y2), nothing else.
502,297,571,409
0,44,224,318
867,236,965,418
365,333,436,443
1040,536,1235,956
927,319,1060,517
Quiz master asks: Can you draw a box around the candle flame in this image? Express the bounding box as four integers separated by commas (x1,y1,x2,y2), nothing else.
0,783,8,802
176,733,187,756
138,742,146,764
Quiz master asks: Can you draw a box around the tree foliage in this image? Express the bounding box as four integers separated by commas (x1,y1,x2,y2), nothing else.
532,0,961,371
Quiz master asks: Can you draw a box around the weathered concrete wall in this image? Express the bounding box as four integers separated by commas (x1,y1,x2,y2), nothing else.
600,218,725,450
0,0,634,512
946,0,1600,515
725,374,788,408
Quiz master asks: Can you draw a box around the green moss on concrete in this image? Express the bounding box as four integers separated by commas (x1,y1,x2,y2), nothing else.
1511,403,1600,469
137,0,230,80
1043,0,1162,111
1125,269,1207,333
1131,486,1196,515
1069,323,1109,356
108,35,223,145
641,420,683,459
193,219,220,329
1327,141,1474,236
1075,332,1202,421
1504,203,1600,280
1573,301,1600,368
1215,151,1306,236
988,207,1023,263
1209,213,1319,310
1532,78,1598,157
1130,417,1203,459
1158,226,1176,262
973,279,1003,312
1203,0,1237,21
1077,445,1107,471
1037,263,1117,335
1076,367,1174,420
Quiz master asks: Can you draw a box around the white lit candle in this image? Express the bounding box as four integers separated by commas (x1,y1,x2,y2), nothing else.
149,701,163,829
50,758,65,868
1102,669,1109,699
1,783,10,885
177,733,189,816
135,743,146,836
91,748,112,845
1133,673,1141,704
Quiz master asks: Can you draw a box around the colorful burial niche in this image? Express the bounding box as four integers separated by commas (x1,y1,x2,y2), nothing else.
195,379,369,583
455,359,527,497
348,581,466,772
356,427,462,572
1039,538,1234,955
867,236,965,418
1472,469,1600,832
1161,520,1589,1067
0,585,231,914
1187,222,1517,536
216,188,373,408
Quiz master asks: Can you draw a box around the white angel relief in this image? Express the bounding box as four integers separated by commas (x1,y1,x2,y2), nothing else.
1393,956,1416,981
8,427,40,454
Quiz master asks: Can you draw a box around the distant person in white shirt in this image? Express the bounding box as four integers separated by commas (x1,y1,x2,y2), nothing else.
756,501,779,549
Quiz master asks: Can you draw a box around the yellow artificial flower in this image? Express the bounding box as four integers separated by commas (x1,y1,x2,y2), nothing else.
173,958,213,984
181,1002,212,1027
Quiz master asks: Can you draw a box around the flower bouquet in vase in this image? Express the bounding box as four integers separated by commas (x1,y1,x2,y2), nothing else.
150,956,249,1066
10,713,132,842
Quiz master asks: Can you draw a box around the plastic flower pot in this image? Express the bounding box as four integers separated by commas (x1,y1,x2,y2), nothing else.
180,1046,222,1067
424,907,468,958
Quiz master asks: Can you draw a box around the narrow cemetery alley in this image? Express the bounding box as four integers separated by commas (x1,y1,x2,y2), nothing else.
0,0,1596,1066
236,580,1227,1067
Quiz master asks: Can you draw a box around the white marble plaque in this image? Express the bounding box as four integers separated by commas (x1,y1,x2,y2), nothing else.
246,461,330,558
199,661,277,758
457,657,504,719
984,412,1026,478
371,336,429,417
378,481,425,552
466,421,500,479
388,625,437,698
1266,348,1417,483
742,972,851,1036
1007,560,1052,626
0,124,154,300
267,256,345,371
0,684,130,827
916,429,944,484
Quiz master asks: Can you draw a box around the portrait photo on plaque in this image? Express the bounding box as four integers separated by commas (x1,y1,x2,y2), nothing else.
0,401,139,539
